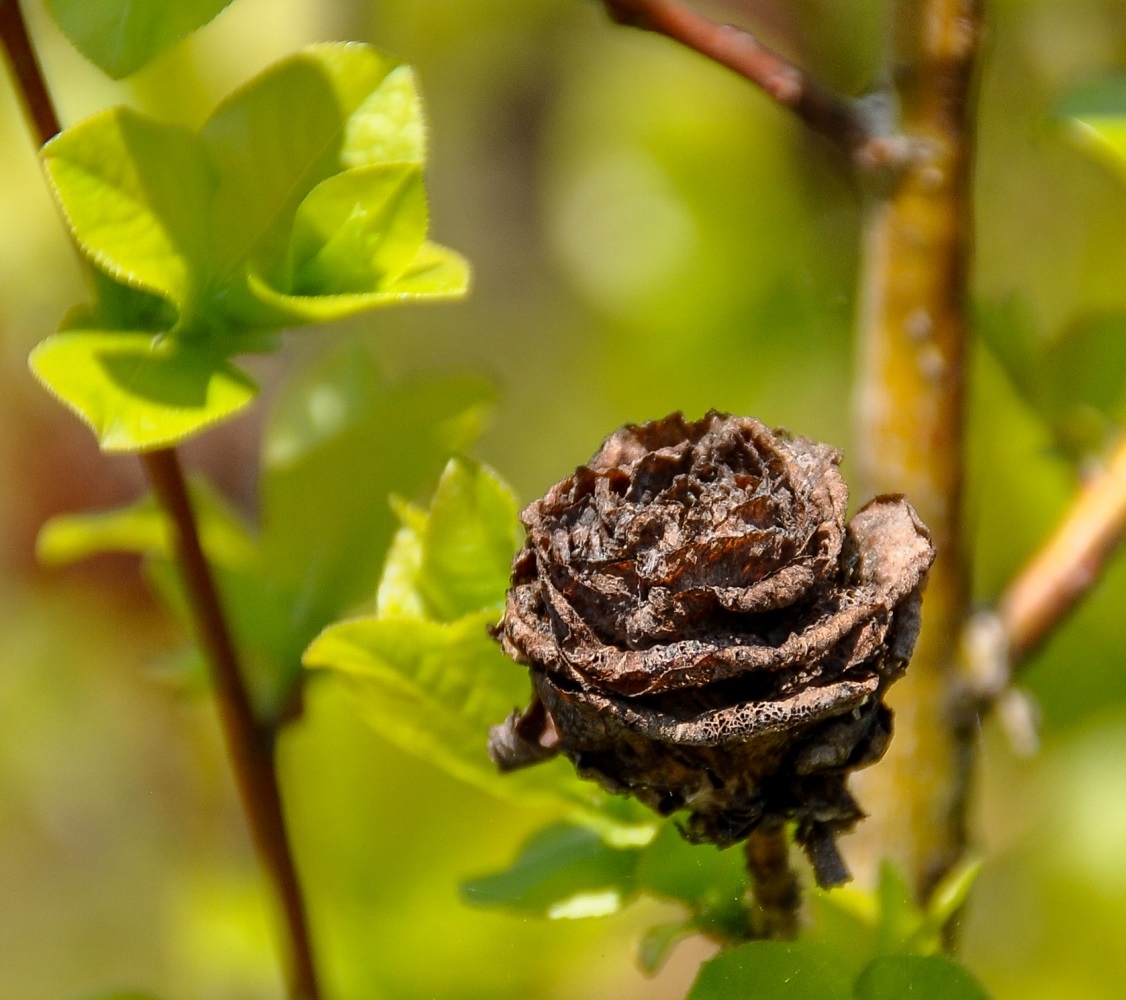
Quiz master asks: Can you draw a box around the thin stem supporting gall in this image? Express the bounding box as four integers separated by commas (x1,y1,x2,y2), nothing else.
744,822,800,939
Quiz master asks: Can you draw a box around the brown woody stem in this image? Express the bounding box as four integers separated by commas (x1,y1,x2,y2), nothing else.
1,6,320,996
849,0,983,900
745,822,800,939
145,451,320,1000
0,0,61,144
601,0,899,167
991,434,1126,673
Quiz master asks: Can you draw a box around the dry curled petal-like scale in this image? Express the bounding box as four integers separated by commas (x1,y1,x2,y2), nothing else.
489,411,935,886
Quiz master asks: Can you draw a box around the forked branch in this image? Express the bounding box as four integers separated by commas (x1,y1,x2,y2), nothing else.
602,0,906,169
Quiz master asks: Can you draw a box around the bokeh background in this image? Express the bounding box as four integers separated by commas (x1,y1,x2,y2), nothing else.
3,1,1126,997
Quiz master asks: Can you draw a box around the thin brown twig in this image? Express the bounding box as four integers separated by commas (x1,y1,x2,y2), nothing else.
1,5,320,996
0,0,62,144
145,451,320,1000
602,0,904,169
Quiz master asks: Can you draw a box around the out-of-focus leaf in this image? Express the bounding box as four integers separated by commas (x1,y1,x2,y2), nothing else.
687,941,852,1000
29,330,256,452
460,822,641,916
977,299,1126,463
637,920,694,976
923,856,983,939
36,483,254,567
46,0,234,78
261,356,495,644
634,819,750,939
854,955,992,1000
1061,76,1126,185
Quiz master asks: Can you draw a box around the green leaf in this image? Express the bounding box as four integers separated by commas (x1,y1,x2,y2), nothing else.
854,955,992,1000
201,45,425,292
29,329,257,452
34,45,467,453
42,108,214,320
287,166,427,295
303,611,533,791
977,299,1126,462
46,0,235,78
244,241,470,327
460,823,641,917
687,942,853,1000
415,458,522,621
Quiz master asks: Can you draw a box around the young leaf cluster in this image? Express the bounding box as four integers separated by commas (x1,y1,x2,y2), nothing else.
31,43,468,452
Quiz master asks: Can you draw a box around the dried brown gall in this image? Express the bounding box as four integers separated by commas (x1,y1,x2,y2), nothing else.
488,411,935,887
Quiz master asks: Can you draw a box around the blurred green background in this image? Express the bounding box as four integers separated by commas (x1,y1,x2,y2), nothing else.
3,1,1126,997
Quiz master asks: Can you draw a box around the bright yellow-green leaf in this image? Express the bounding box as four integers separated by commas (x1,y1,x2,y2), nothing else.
288,166,428,295
42,108,213,320
303,610,603,809
29,330,256,452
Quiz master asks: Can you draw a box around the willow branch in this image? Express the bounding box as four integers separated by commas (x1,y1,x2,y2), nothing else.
966,433,1126,706
848,0,983,901
602,0,904,169
1,6,319,996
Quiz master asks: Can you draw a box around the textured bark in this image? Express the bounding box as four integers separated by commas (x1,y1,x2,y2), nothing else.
491,412,935,886
849,0,983,898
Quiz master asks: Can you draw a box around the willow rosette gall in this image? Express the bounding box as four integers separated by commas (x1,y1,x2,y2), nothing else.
488,411,935,887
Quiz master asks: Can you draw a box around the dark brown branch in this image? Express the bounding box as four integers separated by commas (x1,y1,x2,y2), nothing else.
602,0,903,168
0,0,62,145
745,821,800,939
145,451,321,1000
1,8,320,996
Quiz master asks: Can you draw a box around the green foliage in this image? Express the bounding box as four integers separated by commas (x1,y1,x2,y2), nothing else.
688,942,852,1000
46,0,236,78
30,44,468,452
460,823,641,917
978,299,1126,463
303,453,638,816
686,941,992,1000
39,343,491,721
854,955,991,1000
